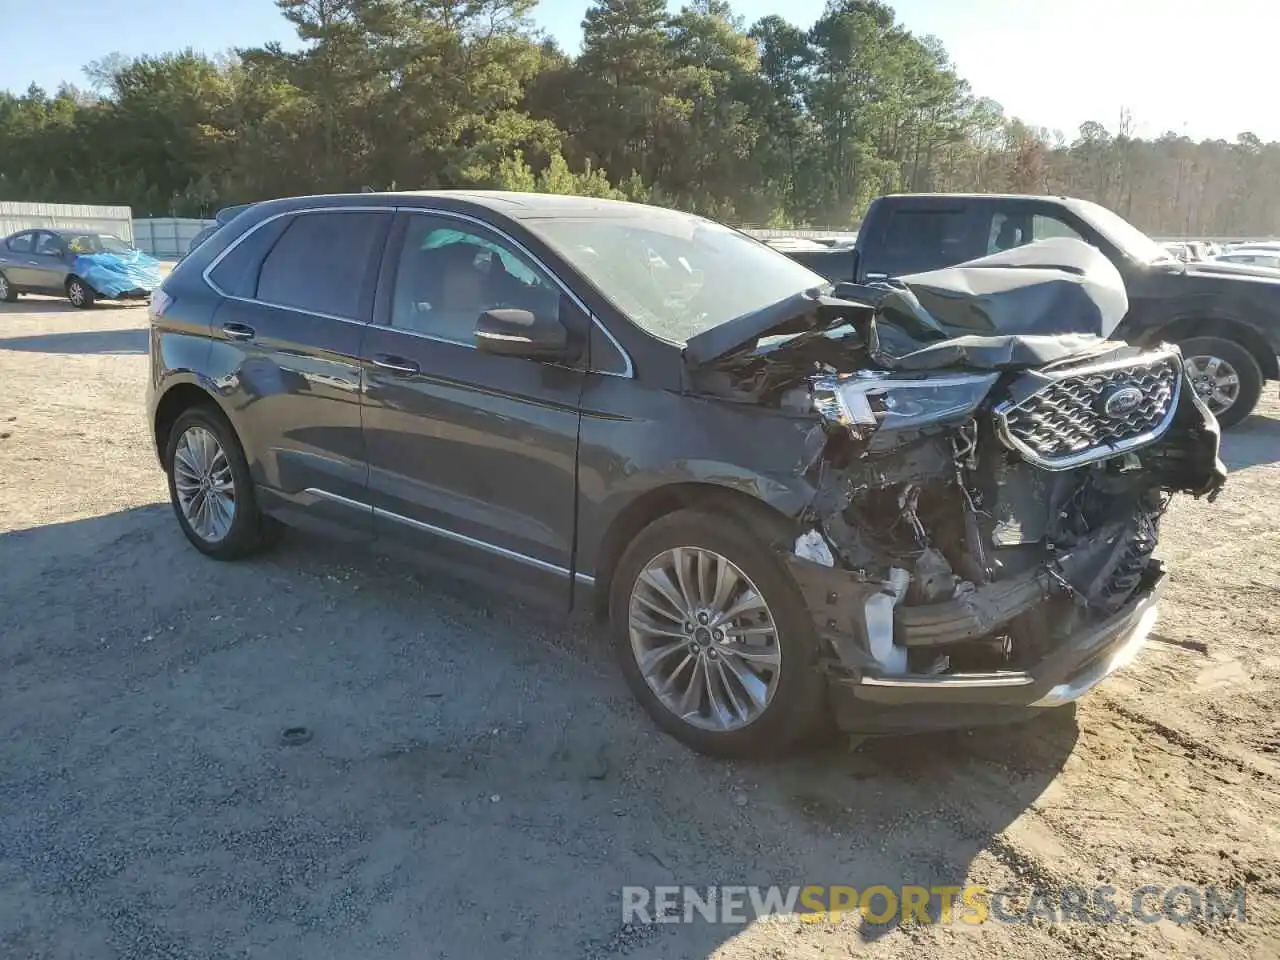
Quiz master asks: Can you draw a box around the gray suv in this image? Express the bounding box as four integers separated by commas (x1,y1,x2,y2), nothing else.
148,191,1226,757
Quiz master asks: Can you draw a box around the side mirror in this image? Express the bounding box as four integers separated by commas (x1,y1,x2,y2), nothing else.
475,308,578,361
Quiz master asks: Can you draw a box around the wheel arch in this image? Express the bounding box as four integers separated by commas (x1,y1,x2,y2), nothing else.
1142,315,1279,380
152,380,238,465
587,481,800,618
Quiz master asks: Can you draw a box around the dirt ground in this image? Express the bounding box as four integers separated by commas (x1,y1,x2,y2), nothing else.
1,297,1278,960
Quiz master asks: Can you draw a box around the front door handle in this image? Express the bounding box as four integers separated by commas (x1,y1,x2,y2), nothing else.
372,354,420,376
222,322,256,341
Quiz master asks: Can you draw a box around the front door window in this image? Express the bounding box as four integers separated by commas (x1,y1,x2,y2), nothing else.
390,216,561,346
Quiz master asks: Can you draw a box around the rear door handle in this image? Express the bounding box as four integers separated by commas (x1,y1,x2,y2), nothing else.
221,322,256,341
372,354,420,376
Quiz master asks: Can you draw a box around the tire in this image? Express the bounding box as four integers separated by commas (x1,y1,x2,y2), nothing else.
609,507,827,759
0,271,16,302
66,276,96,309
1178,336,1263,429
163,404,279,560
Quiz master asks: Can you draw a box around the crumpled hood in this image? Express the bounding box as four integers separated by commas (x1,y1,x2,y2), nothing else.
687,237,1130,371
871,238,1129,339
859,239,1129,371
74,249,163,297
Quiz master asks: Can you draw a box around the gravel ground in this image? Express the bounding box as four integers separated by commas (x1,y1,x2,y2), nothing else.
2,297,1278,960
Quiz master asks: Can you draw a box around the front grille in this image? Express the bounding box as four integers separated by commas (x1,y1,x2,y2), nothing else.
994,350,1183,470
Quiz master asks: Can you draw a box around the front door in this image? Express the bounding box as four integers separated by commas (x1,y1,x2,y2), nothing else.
29,231,70,292
360,211,587,605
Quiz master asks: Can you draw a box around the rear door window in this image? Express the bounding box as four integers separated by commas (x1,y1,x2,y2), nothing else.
254,211,389,320
872,208,971,276
6,233,33,253
207,215,294,299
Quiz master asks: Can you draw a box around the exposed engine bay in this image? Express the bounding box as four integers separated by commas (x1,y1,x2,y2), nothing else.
687,239,1227,683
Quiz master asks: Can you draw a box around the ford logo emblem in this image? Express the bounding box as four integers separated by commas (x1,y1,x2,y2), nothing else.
1101,385,1144,419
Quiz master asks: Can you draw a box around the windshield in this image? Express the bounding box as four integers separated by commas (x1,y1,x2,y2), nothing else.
66,233,134,255
1073,201,1172,265
525,211,828,345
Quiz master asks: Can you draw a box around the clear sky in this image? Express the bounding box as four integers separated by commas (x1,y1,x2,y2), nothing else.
2,0,1274,142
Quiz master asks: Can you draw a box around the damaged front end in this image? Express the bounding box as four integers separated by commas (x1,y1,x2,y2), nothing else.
695,239,1228,732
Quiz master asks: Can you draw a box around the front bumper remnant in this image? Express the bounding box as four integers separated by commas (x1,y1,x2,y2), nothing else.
823,562,1165,734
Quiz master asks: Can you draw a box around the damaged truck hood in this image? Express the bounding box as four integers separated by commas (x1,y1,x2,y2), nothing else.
686,237,1130,372
682,287,872,368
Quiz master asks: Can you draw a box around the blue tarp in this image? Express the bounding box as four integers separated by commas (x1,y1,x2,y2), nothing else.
73,250,163,298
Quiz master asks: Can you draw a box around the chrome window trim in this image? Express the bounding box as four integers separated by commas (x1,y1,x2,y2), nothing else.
201,203,635,379
306,487,595,585
993,348,1184,472
201,205,390,325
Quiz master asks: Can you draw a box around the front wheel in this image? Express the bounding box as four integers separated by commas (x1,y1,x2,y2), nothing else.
1179,336,1263,429
609,508,826,759
66,276,95,309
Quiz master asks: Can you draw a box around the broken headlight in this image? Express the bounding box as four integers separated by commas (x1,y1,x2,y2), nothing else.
811,371,999,432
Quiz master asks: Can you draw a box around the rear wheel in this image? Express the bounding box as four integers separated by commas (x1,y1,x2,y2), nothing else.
1178,336,1262,429
0,271,16,302
164,405,278,560
609,508,826,759
66,276,95,309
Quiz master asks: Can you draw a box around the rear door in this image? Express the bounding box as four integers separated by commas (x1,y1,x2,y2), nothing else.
204,206,392,538
359,209,588,606
2,232,38,286
856,200,984,280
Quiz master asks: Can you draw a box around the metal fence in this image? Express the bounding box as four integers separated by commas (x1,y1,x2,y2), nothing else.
739,226,858,240
738,226,1280,244
0,201,134,242
132,218,218,259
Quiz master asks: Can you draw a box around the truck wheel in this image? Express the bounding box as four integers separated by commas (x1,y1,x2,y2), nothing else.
609,508,827,759
1179,336,1262,429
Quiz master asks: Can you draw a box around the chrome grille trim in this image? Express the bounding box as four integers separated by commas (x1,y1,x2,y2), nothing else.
994,348,1184,471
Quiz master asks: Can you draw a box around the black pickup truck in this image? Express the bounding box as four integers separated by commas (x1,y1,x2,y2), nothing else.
783,193,1280,427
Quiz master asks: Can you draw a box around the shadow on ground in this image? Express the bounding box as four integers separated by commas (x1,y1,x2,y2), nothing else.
1220,413,1280,470
0,507,1077,959
0,327,148,355
0,297,143,315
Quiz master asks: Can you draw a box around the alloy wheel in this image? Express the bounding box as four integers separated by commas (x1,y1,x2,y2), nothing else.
627,546,782,732
172,425,237,543
1184,354,1241,416
68,280,85,307
0,275,9,300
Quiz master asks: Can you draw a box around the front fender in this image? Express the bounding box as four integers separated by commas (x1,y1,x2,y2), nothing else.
575,382,827,576
1127,285,1280,371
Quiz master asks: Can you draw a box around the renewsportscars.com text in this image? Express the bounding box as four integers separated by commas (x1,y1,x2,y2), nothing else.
621,884,1248,926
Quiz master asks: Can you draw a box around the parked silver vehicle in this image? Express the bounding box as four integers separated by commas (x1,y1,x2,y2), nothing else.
0,228,162,308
